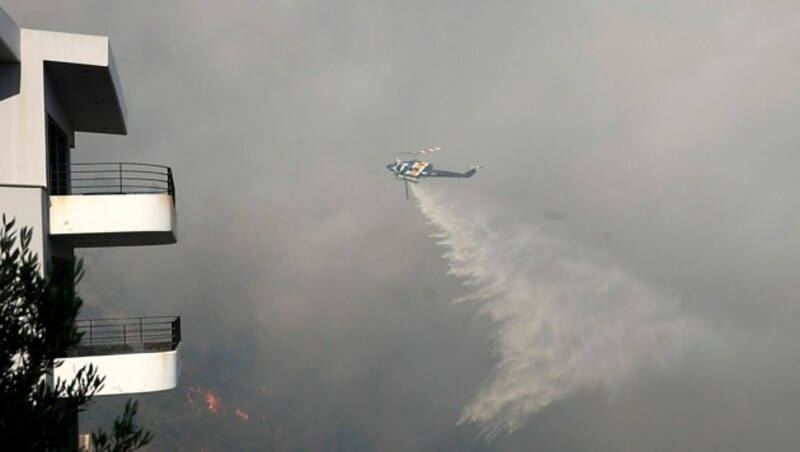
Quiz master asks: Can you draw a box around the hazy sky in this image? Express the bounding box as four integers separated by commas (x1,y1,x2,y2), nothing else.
6,1,800,450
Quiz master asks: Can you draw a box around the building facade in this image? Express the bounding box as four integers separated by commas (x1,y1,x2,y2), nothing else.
0,2,181,437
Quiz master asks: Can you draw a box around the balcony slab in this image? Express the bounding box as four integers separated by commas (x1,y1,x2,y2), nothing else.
50,193,176,247
55,348,180,396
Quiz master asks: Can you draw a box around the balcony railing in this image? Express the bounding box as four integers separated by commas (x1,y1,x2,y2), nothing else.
50,162,175,202
66,316,181,357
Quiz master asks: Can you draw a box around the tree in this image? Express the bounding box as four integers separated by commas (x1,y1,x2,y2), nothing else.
91,400,153,452
0,217,151,450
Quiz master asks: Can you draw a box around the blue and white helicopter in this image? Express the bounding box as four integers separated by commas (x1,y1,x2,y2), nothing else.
387,147,481,199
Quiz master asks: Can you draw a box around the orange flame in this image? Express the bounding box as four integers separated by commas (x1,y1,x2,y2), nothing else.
205,390,221,413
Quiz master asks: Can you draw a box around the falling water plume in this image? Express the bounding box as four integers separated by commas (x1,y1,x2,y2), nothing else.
411,184,704,439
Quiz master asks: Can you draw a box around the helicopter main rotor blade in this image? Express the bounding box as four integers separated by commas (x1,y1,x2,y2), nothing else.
397,146,441,156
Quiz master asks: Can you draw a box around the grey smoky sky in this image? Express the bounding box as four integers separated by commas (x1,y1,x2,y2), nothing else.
6,1,800,450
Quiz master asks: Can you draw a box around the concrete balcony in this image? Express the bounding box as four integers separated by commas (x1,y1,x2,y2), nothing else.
49,162,177,247
55,316,182,396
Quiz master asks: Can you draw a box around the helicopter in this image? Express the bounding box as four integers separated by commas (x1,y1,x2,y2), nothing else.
386,147,480,199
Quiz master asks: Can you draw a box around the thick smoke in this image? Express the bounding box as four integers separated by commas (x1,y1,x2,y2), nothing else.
413,184,706,438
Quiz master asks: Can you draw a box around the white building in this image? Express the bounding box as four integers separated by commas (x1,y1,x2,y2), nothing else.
0,0,180,421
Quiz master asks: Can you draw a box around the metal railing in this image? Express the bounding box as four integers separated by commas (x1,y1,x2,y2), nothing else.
50,162,175,202
67,316,181,356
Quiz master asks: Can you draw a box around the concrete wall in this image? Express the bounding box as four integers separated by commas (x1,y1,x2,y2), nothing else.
0,29,119,188
55,348,182,395
50,193,177,247
0,186,49,264
0,62,21,178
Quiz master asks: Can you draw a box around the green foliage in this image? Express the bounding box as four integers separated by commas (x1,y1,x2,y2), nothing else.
91,400,153,452
0,216,151,450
